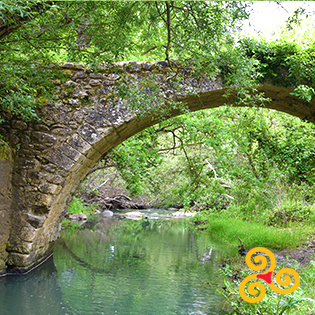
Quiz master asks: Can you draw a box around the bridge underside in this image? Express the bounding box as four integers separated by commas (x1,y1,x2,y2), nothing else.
0,62,314,274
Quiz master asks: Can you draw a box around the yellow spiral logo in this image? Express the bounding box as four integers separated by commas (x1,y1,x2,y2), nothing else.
239,247,300,303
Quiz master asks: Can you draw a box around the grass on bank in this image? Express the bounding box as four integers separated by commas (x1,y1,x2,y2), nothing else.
190,208,315,314
192,212,315,253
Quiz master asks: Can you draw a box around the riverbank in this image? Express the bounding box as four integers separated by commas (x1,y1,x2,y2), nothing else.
216,247,315,314
65,190,315,314
188,213,315,314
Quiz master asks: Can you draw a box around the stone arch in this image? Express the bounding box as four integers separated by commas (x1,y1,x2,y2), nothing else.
1,61,315,272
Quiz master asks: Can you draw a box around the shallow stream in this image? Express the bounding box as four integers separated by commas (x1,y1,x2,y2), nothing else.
0,209,234,315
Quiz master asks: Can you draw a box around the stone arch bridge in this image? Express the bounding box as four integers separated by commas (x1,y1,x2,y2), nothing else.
0,61,314,274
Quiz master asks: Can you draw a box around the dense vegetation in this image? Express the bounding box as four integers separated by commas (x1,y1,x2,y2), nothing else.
1,1,315,314
1,1,315,123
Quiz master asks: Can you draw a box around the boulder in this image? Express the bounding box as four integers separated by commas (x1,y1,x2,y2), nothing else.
102,210,114,216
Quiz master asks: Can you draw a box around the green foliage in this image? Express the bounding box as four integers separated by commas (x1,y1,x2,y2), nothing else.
0,137,11,159
61,220,83,231
290,85,315,102
1,1,314,126
110,127,162,195
218,262,315,315
241,38,315,94
107,105,315,213
266,202,314,228
0,1,257,124
286,7,309,31
67,196,94,215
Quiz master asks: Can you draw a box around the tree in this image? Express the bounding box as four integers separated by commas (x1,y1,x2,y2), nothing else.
0,1,256,123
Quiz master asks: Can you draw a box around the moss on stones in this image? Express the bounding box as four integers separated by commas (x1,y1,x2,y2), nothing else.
0,139,11,160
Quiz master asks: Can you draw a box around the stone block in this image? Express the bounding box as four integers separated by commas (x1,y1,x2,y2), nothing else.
72,71,88,79
65,80,77,86
78,123,102,145
81,156,98,168
68,98,80,106
41,164,57,173
102,80,114,86
28,170,40,182
68,161,84,173
89,79,101,86
96,87,110,95
7,252,35,267
89,137,111,155
45,148,75,171
67,133,92,154
34,124,50,132
73,112,84,123
24,186,38,192
34,144,46,150
38,183,61,195
10,241,33,254
46,174,64,185
29,192,52,208
20,135,31,143
102,130,121,146
19,227,37,242
84,148,103,161
85,111,111,128
59,143,83,161
104,105,126,127
51,128,72,136
141,62,153,70
32,131,57,144
89,73,104,79
25,213,46,228
12,120,27,130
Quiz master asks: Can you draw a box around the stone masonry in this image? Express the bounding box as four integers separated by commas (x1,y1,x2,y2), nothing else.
0,61,314,274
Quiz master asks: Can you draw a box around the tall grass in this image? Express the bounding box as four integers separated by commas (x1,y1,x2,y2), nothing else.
196,214,313,251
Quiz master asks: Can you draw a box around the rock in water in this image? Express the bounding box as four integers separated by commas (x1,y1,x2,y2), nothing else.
124,211,143,219
102,210,114,216
66,213,87,220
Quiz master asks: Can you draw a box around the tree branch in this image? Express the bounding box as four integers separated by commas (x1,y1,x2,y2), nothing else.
165,1,172,65
0,1,53,41
142,45,157,56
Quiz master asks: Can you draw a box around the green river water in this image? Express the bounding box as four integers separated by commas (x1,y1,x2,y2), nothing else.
0,209,234,315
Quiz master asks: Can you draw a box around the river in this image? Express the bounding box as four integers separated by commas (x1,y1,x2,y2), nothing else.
0,209,234,315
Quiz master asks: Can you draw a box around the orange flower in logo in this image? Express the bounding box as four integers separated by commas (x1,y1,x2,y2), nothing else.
239,247,300,303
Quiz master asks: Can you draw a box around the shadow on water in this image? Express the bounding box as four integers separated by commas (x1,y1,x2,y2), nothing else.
0,211,233,315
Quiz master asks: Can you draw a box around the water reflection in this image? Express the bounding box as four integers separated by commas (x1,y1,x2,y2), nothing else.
54,217,231,315
0,214,232,315
0,257,64,315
